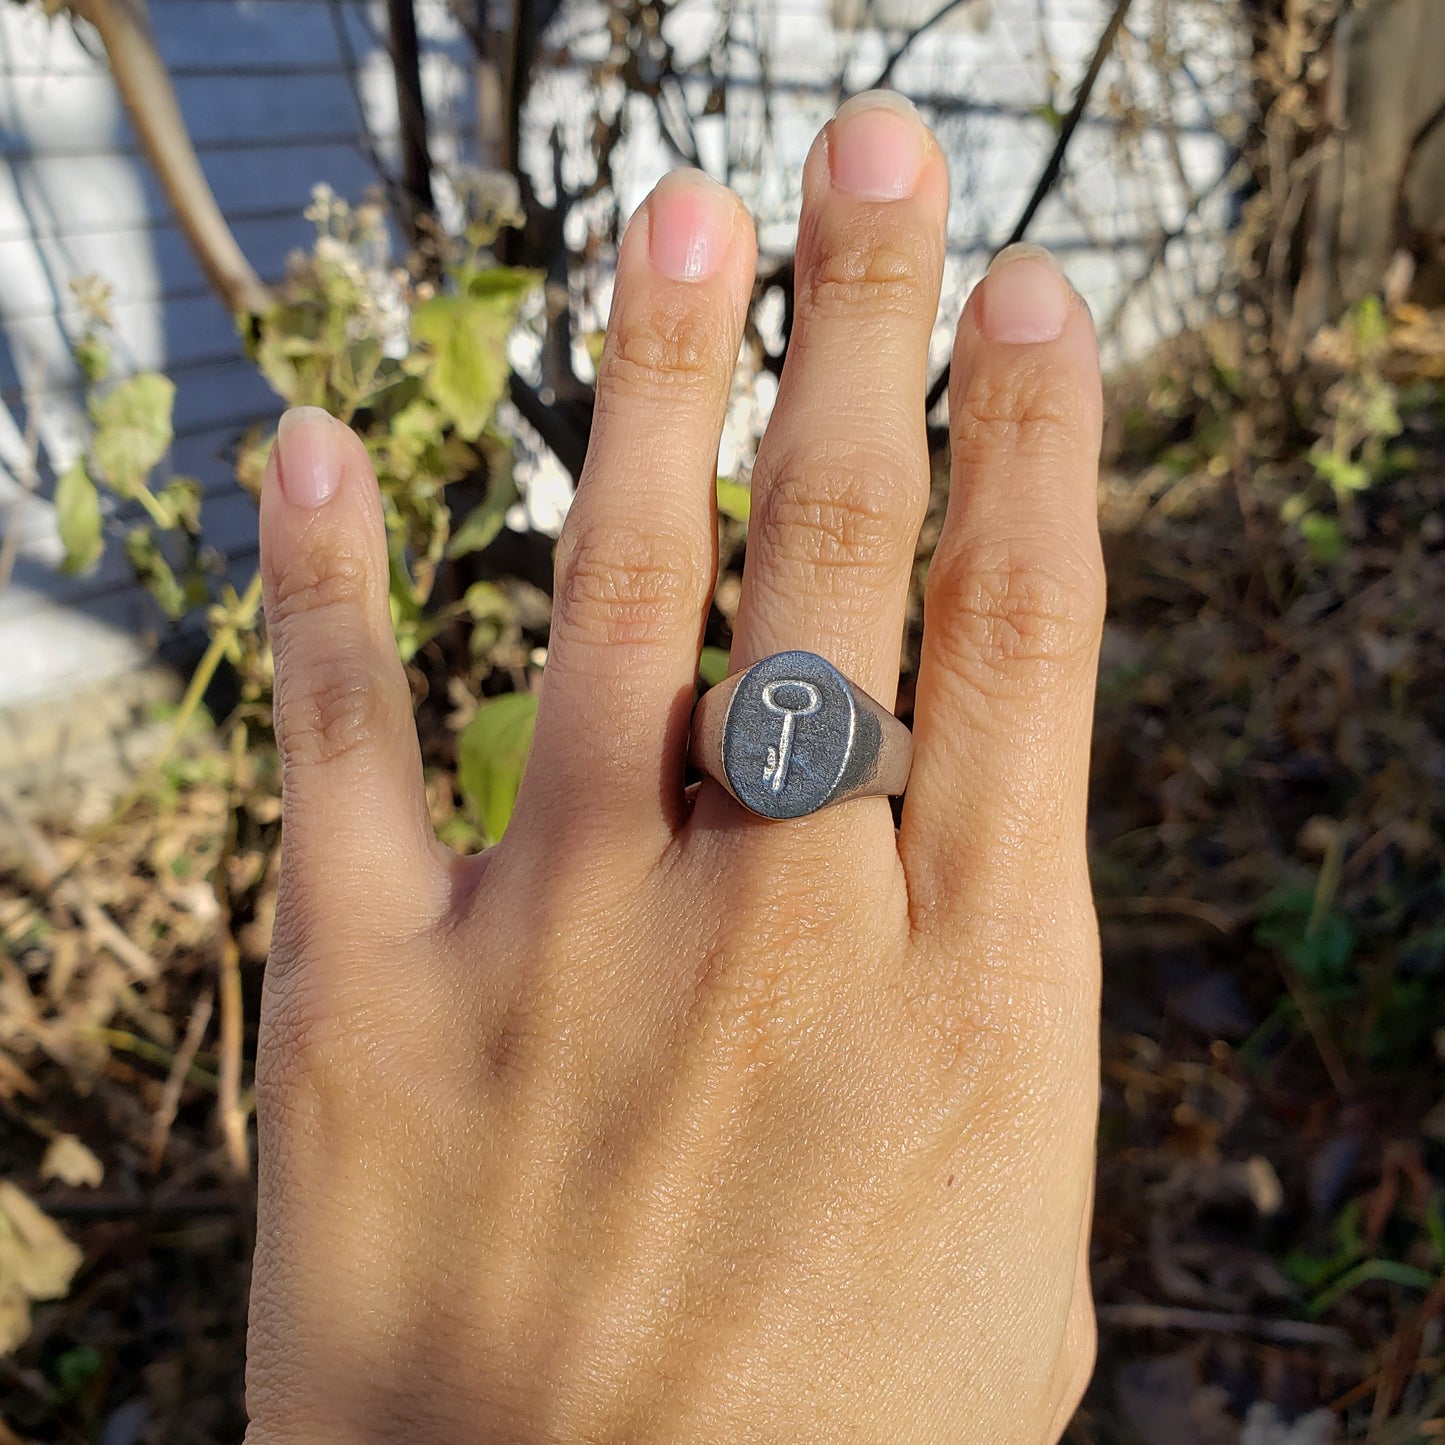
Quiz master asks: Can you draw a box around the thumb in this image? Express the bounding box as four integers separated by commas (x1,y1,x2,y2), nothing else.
260,407,445,936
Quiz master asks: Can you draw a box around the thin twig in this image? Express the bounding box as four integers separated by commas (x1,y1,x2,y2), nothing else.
0,787,159,983
1096,895,1236,933
1277,957,1353,1099
1000,0,1135,245
215,725,250,1179
325,0,405,211
0,357,46,594
35,1190,243,1218
1098,154,1243,346
87,1027,219,1088
385,0,438,238
216,924,247,1177
1096,1302,1352,1349
69,0,270,314
446,0,491,57
150,989,213,1173
866,0,988,91
76,568,264,866
1369,1270,1445,1430
925,0,1137,411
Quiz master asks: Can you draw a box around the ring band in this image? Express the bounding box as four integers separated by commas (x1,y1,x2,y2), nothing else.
688,650,912,819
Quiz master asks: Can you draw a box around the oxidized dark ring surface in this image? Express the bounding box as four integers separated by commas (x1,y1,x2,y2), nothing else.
689,649,912,820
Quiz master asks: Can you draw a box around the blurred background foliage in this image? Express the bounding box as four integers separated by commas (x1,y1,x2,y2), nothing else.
0,0,1443,1439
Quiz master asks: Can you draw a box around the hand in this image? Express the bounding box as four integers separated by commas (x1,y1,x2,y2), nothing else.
245,92,1104,1444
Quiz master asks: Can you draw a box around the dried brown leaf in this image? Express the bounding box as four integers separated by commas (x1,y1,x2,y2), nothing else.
0,1182,82,1301
40,1133,104,1188
0,1182,83,1354
0,1285,32,1358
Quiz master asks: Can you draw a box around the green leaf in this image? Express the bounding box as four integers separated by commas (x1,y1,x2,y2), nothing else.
1425,1191,1445,1266
156,476,203,533
55,460,104,575
447,469,517,559
1282,1201,1363,1290
252,302,322,403
1310,446,1369,495
124,528,186,619
384,397,445,482
458,266,542,303
458,581,508,621
90,373,174,494
412,281,533,441
1299,511,1345,565
1255,884,1354,984
1293,912,1354,982
73,333,111,385
387,551,430,663
1280,492,1310,524
1362,388,1402,440
457,691,538,844
1349,294,1388,355
1033,101,1065,133
1309,1258,1435,1318
54,1344,103,1399
698,646,731,687
716,477,751,523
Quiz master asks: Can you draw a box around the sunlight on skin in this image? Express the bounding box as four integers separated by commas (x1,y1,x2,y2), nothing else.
245,93,1104,1444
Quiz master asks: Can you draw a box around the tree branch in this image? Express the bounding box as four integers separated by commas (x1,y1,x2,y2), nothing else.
386,0,437,239
864,0,987,92
924,0,1136,412
67,0,271,317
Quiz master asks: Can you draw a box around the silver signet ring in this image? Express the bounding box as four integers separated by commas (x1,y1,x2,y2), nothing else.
687,650,913,819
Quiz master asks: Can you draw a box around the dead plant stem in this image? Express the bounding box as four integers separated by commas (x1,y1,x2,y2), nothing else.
215,724,250,1178
77,568,264,867
150,989,214,1173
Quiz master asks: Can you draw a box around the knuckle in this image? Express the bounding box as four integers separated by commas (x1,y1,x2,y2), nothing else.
797,223,936,323
254,1012,350,1153
952,358,1095,467
269,543,376,630
752,437,924,588
257,921,406,1104
273,631,390,769
603,294,730,402
925,535,1104,682
254,917,350,1095
553,519,711,649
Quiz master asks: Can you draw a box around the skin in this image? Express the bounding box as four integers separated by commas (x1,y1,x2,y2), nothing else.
245,96,1105,1443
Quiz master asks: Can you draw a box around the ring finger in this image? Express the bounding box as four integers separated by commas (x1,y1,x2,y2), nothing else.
726,92,948,711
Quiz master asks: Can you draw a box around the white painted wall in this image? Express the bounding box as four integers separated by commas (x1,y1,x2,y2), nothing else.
0,0,1243,710
0,0,476,707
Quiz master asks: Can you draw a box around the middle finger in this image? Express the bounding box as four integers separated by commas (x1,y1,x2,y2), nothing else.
728,91,948,709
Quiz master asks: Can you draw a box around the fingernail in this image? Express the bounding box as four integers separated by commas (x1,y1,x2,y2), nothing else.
274,407,341,508
979,243,1071,344
829,90,926,201
648,170,736,281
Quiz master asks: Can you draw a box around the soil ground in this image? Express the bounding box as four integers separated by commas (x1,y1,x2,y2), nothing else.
2,332,1443,1443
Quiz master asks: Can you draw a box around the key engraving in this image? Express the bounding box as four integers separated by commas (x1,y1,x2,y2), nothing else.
720,651,856,819
761,679,822,793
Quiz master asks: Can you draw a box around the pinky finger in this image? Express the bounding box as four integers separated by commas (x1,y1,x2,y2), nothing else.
260,408,448,936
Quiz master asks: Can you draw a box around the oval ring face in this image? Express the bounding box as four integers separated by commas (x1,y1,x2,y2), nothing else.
721,651,857,818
